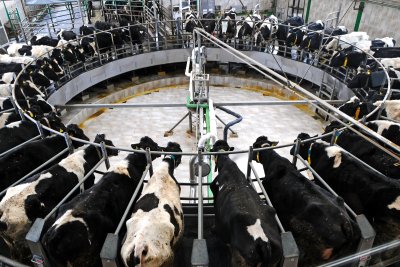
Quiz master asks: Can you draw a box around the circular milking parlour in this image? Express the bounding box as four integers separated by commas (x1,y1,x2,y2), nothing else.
1,19,399,267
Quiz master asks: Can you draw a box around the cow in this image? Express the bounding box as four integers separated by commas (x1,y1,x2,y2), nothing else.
30,35,59,47
0,105,43,128
276,16,304,56
42,136,163,267
218,8,237,43
18,94,57,114
366,120,400,146
121,142,183,267
79,25,96,36
292,133,400,264
62,44,86,65
0,63,23,75
94,21,115,31
237,13,262,50
253,136,360,265
57,30,77,41
184,11,200,33
0,112,65,154
0,124,89,192
254,15,279,49
0,54,34,65
323,121,399,178
330,49,367,69
119,19,148,52
0,134,117,263
210,140,282,267
336,96,389,122
16,78,46,99
16,45,54,58
202,12,216,34
325,32,369,51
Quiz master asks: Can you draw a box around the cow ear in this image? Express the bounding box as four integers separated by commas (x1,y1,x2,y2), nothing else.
229,146,234,151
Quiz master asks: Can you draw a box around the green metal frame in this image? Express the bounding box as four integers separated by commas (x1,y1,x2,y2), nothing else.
354,0,365,31
305,0,312,23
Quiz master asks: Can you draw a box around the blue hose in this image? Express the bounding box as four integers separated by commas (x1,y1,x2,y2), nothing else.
216,106,243,141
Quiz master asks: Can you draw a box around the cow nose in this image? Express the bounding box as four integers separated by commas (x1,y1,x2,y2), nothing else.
322,248,333,260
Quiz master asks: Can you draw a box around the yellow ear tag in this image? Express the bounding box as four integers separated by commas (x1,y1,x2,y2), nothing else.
355,107,361,120
343,57,348,67
256,152,260,163
59,129,64,133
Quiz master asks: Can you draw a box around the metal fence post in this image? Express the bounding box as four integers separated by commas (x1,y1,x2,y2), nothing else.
63,132,74,154
145,148,153,176
246,146,253,182
35,120,45,138
100,141,110,169
292,139,301,165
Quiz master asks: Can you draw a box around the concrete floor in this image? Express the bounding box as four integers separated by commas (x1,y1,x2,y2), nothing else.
76,84,324,200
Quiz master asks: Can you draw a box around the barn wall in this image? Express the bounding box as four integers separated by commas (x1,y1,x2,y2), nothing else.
276,0,400,41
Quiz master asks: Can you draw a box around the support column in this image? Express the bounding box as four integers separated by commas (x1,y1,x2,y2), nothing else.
305,0,312,23
354,0,365,31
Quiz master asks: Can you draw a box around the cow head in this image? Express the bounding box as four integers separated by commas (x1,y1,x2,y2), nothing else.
338,96,361,118
210,140,234,172
25,104,44,120
131,136,162,161
163,142,182,168
39,112,66,133
252,136,279,162
26,95,57,114
93,133,119,156
290,133,314,160
66,124,90,148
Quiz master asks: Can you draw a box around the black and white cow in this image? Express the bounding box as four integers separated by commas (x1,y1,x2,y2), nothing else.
0,112,65,154
16,77,46,99
254,15,279,48
337,96,381,121
30,35,59,47
19,94,56,114
62,44,86,64
202,12,216,34
15,45,54,58
210,140,282,267
366,120,400,146
293,133,400,263
79,25,96,36
253,136,360,265
323,121,399,178
57,29,77,41
0,54,34,65
218,8,237,42
184,11,200,33
0,124,89,192
119,19,148,52
276,16,304,55
0,105,43,128
42,136,162,267
0,83,13,97
237,13,262,50
325,32,369,51
330,49,367,69
121,142,183,267
0,134,117,262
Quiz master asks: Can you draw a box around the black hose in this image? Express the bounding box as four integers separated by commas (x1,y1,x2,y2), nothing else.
216,106,243,141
